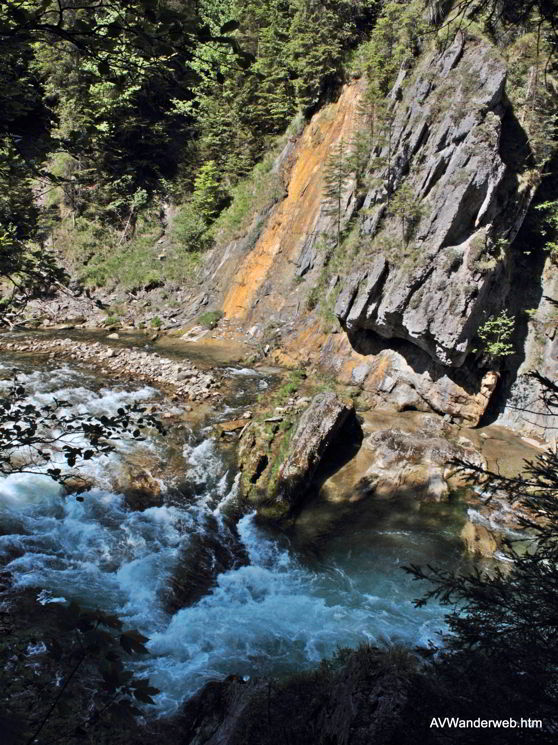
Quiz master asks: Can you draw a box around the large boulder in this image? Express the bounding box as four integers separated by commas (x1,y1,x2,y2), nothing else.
357,426,485,501
320,412,486,504
238,392,354,520
276,392,354,501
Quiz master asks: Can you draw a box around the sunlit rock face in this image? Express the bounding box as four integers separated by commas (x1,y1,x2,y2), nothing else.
335,33,535,368
199,30,542,427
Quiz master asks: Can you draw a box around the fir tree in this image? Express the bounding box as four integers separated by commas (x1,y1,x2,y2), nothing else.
322,137,352,248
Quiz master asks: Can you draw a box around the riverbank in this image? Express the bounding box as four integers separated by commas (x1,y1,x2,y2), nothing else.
0,334,221,403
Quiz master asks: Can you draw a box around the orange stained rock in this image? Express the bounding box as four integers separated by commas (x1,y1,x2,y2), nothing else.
223,82,363,320
275,320,368,376
362,354,391,389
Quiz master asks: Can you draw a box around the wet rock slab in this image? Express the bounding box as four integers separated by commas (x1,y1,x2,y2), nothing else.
277,392,354,502
238,392,355,521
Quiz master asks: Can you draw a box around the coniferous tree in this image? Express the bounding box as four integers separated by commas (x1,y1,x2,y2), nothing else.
322,137,352,248
406,372,558,735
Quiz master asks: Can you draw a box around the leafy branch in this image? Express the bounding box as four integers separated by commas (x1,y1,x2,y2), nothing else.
0,376,165,482
22,604,159,745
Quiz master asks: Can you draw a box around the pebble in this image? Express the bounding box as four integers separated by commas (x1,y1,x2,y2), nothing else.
0,336,221,402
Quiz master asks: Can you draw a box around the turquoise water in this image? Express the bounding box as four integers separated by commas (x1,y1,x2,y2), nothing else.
0,361,464,716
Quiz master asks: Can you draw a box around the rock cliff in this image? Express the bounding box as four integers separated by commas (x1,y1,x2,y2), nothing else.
199,30,554,432
335,33,532,367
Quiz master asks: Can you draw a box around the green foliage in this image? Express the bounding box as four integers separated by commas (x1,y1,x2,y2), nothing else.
388,181,425,243
306,284,320,311
352,1,427,94
272,369,306,404
0,0,382,297
211,151,283,245
0,0,248,308
192,160,223,223
535,199,558,261
150,316,162,329
102,315,121,328
173,203,211,253
71,208,201,289
475,311,515,359
191,0,379,190
347,0,427,211
198,310,224,329
322,137,353,247
287,0,374,115
505,32,557,167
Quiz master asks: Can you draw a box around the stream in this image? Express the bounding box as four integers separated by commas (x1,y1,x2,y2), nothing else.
0,348,468,718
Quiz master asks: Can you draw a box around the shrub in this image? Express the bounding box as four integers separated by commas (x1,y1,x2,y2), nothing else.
475,311,515,359
198,310,223,329
172,202,211,253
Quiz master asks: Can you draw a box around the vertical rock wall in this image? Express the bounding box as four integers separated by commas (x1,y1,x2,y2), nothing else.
201,30,553,432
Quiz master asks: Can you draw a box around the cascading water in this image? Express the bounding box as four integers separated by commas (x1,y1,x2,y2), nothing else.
0,357,464,718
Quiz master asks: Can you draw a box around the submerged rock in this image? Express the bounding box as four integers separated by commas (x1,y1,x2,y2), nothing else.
164,514,248,612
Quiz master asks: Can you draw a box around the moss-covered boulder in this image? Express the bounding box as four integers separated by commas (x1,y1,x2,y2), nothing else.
238,392,354,521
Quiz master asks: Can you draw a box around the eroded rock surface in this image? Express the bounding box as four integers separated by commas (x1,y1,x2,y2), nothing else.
336,33,535,367
238,392,354,520
357,426,485,502
320,412,485,503
277,392,354,501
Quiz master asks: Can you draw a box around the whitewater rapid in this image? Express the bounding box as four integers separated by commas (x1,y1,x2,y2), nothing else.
0,360,459,716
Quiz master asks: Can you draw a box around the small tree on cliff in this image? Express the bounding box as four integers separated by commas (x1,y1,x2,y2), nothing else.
322,138,352,248
192,160,223,224
475,310,515,361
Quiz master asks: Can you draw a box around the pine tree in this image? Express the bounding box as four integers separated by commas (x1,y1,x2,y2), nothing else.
192,160,222,223
322,137,352,248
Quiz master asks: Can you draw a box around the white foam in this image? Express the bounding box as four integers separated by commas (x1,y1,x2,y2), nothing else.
0,364,454,718
224,367,261,377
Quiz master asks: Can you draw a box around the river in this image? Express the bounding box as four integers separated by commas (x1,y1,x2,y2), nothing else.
0,348,468,718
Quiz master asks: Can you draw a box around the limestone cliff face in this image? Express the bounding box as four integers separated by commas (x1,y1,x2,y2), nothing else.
498,256,558,439
200,31,553,431
335,33,534,368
